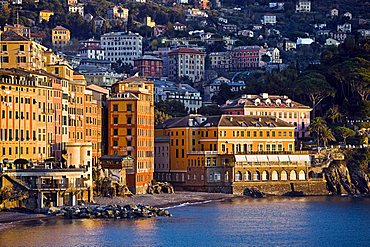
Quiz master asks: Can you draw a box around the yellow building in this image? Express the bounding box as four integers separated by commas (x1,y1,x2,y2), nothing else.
52,26,71,50
108,76,154,194
145,17,156,28
39,10,54,23
0,30,47,71
156,115,295,182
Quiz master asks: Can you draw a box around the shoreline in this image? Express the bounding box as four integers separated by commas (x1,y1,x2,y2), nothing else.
1,192,369,230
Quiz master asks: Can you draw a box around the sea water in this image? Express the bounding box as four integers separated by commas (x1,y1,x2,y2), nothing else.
0,196,369,246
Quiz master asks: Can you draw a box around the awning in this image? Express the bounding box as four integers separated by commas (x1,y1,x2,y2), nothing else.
289,155,300,162
235,155,247,162
257,155,269,162
268,155,279,162
246,155,258,162
279,155,290,162
298,155,311,162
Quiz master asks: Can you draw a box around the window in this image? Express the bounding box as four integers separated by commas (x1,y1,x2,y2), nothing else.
1,56,9,63
127,104,132,112
113,104,118,111
113,140,118,146
127,117,132,124
127,128,132,135
87,150,91,156
2,45,7,51
113,129,118,135
19,45,24,51
113,117,118,124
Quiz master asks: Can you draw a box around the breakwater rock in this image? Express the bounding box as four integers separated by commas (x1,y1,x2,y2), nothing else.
243,188,266,198
48,204,172,219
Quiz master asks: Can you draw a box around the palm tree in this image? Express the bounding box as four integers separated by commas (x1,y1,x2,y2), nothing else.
308,117,327,148
326,105,342,123
321,126,336,148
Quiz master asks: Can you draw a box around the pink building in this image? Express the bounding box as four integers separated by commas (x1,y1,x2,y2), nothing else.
232,46,266,71
221,93,312,138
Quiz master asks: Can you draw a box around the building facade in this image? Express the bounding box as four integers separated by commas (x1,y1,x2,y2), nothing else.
167,48,206,82
52,26,71,50
221,93,312,138
231,46,267,71
296,0,311,13
133,55,163,78
154,115,321,193
107,76,154,194
100,32,142,66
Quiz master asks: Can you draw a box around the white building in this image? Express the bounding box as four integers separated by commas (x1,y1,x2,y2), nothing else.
330,8,339,17
84,71,124,88
154,80,203,113
325,38,340,46
266,47,282,63
68,3,84,17
262,14,276,25
296,0,311,13
337,23,351,33
167,48,205,82
343,12,352,20
209,52,232,70
100,32,143,66
297,37,314,45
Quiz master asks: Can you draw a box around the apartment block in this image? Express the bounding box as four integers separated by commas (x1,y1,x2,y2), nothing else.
107,76,154,194
100,32,142,66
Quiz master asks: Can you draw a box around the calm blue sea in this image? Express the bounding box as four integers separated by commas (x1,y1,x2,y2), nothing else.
0,196,369,247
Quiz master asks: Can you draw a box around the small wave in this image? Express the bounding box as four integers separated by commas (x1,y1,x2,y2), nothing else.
161,198,226,210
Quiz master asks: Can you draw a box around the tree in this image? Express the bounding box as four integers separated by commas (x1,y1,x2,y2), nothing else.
296,72,335,118
155,100,187,117
308,117,327,148
154,109,172,126
335,126,356,145
321,126,336,148
211,83,234,105
326,105,342,124
198,105,221,115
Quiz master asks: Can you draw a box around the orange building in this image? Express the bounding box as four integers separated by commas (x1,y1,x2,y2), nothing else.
108,76,154,194
154,115,315,192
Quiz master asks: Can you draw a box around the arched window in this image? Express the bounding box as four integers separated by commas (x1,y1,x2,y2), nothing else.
290,170,297,180
281,171,288,180
272,171,279,181
299,170,306,180
225,171,229,182
245,171,251,181
262,171,269,181
235,171,242,181
253,171,260,181
209,173,213,181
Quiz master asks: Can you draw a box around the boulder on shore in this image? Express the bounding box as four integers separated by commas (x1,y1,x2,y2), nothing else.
47,204,172,219
243,188,266,198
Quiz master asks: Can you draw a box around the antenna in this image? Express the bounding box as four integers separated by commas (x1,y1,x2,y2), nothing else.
13,0,23,25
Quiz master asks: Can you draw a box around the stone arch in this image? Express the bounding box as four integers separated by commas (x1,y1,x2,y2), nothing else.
299,170,306,180
253,170,260,181
235,171,242,181
262,170,269,181
271,170,279,181
290,170,297,180
281,170,288,181
245,171,251,181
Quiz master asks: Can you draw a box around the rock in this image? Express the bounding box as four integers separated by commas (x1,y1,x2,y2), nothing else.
244,188,266,198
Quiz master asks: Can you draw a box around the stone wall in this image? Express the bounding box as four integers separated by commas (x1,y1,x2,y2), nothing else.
232,180,328,195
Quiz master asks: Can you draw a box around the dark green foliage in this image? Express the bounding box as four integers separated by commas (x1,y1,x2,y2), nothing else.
155,100,188,117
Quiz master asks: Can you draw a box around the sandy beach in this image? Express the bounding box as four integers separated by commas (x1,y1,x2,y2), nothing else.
93,191,239,208
0,192,238,229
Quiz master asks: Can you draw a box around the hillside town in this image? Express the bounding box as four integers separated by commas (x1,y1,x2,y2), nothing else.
0,0,369,212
